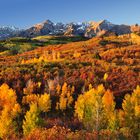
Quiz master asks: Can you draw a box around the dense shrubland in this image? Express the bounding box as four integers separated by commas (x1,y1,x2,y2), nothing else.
0,35,140,139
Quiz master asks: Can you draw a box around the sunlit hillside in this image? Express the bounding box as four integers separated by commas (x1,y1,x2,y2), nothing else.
0,34,140,139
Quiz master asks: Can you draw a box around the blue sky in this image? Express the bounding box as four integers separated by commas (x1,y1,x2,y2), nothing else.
0,0,140,28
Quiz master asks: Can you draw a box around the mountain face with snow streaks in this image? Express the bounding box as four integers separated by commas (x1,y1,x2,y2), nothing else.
0,19,140,39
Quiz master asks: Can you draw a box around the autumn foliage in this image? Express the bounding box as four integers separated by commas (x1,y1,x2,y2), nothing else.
0,35,140,139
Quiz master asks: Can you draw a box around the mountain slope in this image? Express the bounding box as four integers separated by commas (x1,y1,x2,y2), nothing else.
0,20,140,39
0,26,20,40
18,19,133,38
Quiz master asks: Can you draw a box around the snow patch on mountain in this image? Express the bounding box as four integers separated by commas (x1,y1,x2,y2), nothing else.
0,19,139,39
0,26,20,40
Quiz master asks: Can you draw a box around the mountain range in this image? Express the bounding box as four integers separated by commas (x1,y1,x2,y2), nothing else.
0,26,20,40
0,19,140,40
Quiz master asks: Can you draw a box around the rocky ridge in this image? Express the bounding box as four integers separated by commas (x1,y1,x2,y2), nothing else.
0,20,140,39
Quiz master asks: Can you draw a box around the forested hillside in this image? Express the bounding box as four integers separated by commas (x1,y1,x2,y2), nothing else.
0,34,140,139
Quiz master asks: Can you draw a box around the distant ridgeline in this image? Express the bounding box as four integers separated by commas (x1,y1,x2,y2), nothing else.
0,20,140,40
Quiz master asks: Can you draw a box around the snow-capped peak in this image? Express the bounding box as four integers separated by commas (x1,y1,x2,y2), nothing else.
0,19,135,39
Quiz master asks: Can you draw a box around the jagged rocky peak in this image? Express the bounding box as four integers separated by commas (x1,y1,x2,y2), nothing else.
84,19,116,37
90,19,115,30
33,20,54,28
43,19,54,24
0,19,140,40
99,19,113,25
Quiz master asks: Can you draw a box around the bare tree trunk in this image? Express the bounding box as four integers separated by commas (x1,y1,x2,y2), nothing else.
96,102,99,140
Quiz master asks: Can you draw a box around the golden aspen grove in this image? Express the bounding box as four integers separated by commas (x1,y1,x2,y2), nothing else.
1,0,140,138
0,34,140,139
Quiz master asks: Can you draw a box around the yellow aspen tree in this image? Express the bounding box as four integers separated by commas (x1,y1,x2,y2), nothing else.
59,96,67,111
37,82,41,88
38,94,51,112
22,94,39,105
56,83,74,111
21,59,25,64
0,84,21,139
62,82,67,95
102,90,118,130
102,90,115,112
75,85,107,131
22,92,51,113
73,51,81,58
122,86,140,137
103,73,108,81
58,82,68,111
22,103,43,136
57,52,60,59
56,84,61,95
88,84,93,90
0,108,13,138
52,50,56,60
